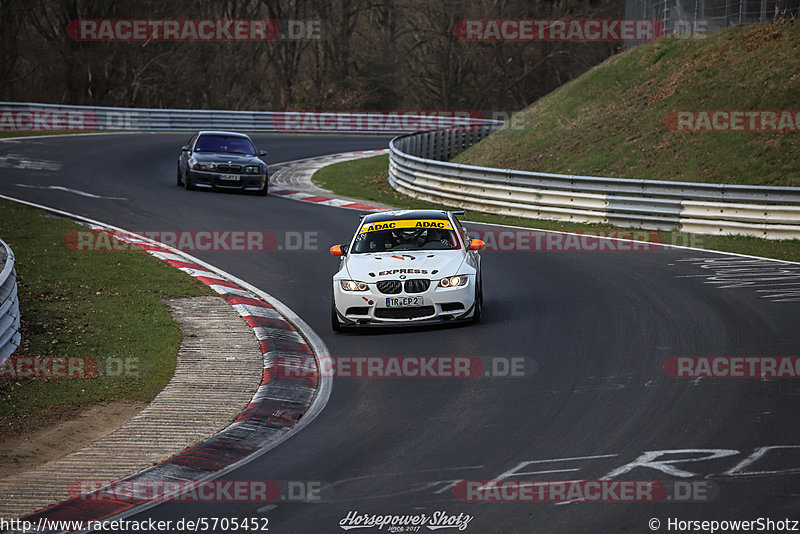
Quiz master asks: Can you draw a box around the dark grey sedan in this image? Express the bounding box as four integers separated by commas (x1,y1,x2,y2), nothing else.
177,131,268,195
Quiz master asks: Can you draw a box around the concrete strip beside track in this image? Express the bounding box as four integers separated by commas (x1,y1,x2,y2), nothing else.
0,296,262,519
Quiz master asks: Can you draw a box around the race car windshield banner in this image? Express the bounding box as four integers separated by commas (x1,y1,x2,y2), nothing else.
359,220,454,233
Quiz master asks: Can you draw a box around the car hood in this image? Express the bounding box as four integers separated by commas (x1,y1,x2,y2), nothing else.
343,250,466,281
192,152,263,164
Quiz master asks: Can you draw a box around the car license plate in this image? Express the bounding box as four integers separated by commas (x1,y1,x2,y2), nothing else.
384,296,423,307
220,174,240,181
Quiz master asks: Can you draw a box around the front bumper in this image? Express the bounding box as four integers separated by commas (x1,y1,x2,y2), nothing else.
332,277,476,327
187,169,267,191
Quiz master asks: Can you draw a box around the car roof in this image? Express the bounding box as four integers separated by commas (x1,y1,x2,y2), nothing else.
362,209,453,224
196,131,251,138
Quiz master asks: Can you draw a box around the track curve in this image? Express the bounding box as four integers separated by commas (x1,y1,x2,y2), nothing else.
2,133,799,533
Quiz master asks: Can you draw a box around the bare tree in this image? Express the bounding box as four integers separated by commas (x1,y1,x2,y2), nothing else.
2,0,622,111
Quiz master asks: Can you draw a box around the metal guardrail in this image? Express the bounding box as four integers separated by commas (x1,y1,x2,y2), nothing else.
0,102,501,134
389,128,800,240
4,102,799,239
0,239,21,362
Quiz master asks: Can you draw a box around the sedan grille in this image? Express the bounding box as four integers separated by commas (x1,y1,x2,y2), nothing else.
404,279,430,293
375,306,435,319
376,280,402,294
216,164,242,172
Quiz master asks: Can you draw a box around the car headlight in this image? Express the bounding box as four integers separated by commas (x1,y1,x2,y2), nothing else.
193,162,216,171
340,280,369,292
244,165,263,174
438,275,469,288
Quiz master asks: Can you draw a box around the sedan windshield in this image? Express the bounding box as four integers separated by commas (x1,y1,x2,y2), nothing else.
351,226,459,253
194,135,256,155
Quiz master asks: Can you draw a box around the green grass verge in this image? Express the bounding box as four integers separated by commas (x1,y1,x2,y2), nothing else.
0,198,212,416
313,154,800,262
454,20,800,187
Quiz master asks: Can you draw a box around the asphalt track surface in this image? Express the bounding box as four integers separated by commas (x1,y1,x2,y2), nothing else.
2,133,800,533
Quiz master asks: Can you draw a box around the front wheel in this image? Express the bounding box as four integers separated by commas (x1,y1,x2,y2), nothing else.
331,304,345,332
255,179,268,196
176,164,183,186
184,172,196,191
471,280,483,323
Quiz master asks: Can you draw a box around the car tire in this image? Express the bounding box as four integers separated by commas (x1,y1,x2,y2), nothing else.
471,280,483,323
177,165,183,186
184,172,196,191
255,179,268,196
331,303,345,332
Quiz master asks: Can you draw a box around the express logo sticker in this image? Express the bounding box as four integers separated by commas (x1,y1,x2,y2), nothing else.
359,220,453,233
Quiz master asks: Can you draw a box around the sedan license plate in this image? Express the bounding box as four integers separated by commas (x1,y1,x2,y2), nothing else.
384,296,423,307
220,174,240,181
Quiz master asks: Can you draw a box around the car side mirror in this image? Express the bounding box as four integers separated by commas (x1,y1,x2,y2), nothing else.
330,244,349,256
468,239,485,251
181,145,191,153
258,150,268,157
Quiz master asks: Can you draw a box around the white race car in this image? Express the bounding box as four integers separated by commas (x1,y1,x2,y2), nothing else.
330,209,484,331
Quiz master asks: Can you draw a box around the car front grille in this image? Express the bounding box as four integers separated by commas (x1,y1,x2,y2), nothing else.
376,280,402,294
375,306,435,319
404,279,430,293
216,164,242,172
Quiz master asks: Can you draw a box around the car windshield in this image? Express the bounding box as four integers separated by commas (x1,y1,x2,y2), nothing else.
194,135,256,155
351,224,460,253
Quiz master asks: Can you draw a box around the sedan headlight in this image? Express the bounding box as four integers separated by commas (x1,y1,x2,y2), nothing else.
193,162,216,171
340,280,369,292
244,165,263,174
438,275,469,288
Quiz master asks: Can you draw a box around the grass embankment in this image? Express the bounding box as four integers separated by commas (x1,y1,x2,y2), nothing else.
454,20,800,186
316,21,800,260
313,154,800,262
0,198,211,425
